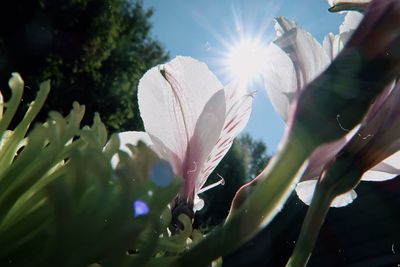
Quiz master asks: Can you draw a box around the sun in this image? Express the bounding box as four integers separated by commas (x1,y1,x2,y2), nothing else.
224,38,268,85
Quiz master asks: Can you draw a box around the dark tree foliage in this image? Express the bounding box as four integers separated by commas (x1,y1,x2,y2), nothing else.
237,133,270,179
195,135,270,228
0,0,168,132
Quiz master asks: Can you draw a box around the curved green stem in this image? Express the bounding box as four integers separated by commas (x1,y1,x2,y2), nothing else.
0,74,24,133
173,132,313,267
328,2,369,13
286,185,334,267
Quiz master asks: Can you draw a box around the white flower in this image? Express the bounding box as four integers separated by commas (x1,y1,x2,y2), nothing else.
264,14,362,121
263,13,400,207
117,56,253,212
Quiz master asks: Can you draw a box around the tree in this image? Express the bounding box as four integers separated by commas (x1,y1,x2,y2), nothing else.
237,133,270,179
0,0,168,132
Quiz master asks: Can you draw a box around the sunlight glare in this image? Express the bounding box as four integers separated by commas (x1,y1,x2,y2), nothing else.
225,38,267,85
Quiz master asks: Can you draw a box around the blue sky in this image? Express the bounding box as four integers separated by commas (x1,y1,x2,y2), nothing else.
143,0,345,152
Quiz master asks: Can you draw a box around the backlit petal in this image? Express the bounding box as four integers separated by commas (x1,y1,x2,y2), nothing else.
301,138,347,181
185,90,226,199
193,195,205,212
138,56,223,168
111,131,153,168
339,12,363,33
331,189,357,207
263,43,297,120
323,31,354,60
296,180,357,207
274,17,330,89
197,83,253,190
265,17,330,121
117,131,153,153
361,151,400,181
295,180,317,206
323,12,362,60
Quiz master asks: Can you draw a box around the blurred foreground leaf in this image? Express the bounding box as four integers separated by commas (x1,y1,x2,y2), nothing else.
0,74,184,267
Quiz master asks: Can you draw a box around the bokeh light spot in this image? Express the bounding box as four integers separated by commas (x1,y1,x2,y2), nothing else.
150,160,174,187
133,200,149,217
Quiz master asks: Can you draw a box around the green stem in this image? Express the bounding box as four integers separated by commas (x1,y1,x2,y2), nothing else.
328,2,369,13
173,132,313,267
0,74,24,133
286,185,334,267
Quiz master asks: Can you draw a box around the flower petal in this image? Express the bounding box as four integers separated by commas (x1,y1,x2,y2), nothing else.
185,90,226,199
339,12,363,33
117,131,153,153
146,134,182,176
263,43,297,120
323,30,353,60
322,12,362,60
296,180,357,207
111,131,153,168
193,195,205,212
343,82,399,172
274,17,330,89
222,83,254,140
361,150,400,181
197,84,253,190
331,189,357,207
301,125,360,181
274,16,297,37
265,17,330,121
301,137,348,181
295,180,316,206
138,56,223,168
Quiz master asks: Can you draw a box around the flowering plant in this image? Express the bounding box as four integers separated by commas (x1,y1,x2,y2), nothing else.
1,0,400,267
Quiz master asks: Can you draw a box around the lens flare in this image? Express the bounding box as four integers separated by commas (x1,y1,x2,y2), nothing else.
150,159,174,187
224,38,268,85
133,200,149,217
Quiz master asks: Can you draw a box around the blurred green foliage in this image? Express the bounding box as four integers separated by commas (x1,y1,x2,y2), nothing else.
0,0,168,132
0,74,211,267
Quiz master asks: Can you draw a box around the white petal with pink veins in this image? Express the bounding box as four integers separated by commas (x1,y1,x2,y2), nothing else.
197,83,253,191
136,56,254,210
138,56,223,172
185,90,226,199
